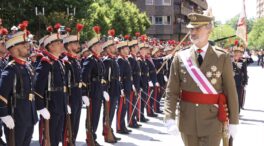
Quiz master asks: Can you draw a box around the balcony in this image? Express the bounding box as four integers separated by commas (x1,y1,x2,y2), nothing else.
174,4,194,16
190,0,208,10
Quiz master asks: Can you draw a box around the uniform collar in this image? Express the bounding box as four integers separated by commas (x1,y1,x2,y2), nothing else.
193,43,209,58
64,52,78,59
13,56,27,65
43,50,59,61
119,54,127,59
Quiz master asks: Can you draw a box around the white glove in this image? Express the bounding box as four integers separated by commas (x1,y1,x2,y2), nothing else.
38,108,50,120
165,119,179,136
229,124,238,139
163,54,173,60
67,105,71,114
121,89,125,96
164,76,168,82
0,115,15,129
132,85,136,92
82,96,90,106
103,91,110,101
155,82,160,87
148,81,154,87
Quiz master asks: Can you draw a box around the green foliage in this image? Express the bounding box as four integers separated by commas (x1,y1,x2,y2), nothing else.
81,0,150,40
248,18,264,49
210,24,236,47
0,0,150,41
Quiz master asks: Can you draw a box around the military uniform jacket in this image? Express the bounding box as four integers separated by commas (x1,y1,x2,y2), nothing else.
153,58,166,87
164,45,239,137
0,57,38,127
233,59,248,87
82,54,104,99
146,57,157,84
103,55,121,97
128,54,141,91
138,57,149,89
35,52,67,115
117,55,132,96
62,53,83,108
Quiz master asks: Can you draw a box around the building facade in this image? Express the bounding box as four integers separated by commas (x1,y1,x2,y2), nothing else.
130,0,208,40
257,0,264,18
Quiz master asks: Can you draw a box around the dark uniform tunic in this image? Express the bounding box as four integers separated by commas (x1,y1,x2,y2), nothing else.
82,53,105,140
128,54,141,126
232,59,248,112
0,57,38,146
35,52,67,146
116,55,132,131
62,52,83,144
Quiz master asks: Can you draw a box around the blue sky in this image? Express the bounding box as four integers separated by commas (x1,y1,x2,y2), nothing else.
207,0,256,23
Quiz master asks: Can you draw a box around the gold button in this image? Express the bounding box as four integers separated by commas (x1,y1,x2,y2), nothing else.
196,104,199,107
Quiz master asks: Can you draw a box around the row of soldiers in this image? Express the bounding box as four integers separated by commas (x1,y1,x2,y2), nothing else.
0,21,175,146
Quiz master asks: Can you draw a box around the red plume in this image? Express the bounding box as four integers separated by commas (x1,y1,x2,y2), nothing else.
76,23,84,32
22,21,29,27
93,25,101,34
18,23,27,31
66,27,72,33
124,35,130,40
46,26,54,33
54,23,61,30
108,29,115,37
140,35,147,42
234,40,239,46
135,32,140,37
0,28,8,35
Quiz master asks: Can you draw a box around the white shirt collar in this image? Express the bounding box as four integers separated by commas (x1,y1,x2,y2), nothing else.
193,43,209,58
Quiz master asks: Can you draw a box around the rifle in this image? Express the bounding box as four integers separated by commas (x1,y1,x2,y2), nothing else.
63,71,74,146
41,72,51,146
103,100,115,142
86,105,95,146
222,122,229,146
8,75,16,146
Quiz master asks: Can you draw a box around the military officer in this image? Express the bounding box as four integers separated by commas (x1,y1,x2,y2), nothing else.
0,31,38,146
232,44,248,112
62,24,89,145
137,43,150,123
116,41,133,134
82,29,109,146
102,35,121,142
164,13,239,146
35,26,70,146
128,40,142,128
145,46,159,118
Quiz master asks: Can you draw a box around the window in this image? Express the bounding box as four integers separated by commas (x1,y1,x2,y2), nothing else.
155,16,163,25
146,0,153,5
163,0,171,5
152,16,171,25
147,0,171,6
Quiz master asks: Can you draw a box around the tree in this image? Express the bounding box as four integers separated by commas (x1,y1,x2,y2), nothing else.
248,18,264,49
210,24,236,47
226,15,254,34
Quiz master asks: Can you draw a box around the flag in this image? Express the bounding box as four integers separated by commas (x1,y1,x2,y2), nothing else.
236,0,248,46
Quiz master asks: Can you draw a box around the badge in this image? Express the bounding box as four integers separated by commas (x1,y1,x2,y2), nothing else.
183,78,187,83
206,71,212,78
211,66,217,72
211,78,217,85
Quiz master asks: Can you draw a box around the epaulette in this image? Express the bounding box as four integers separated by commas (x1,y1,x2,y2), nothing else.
41,57,52,64
213,46,227,54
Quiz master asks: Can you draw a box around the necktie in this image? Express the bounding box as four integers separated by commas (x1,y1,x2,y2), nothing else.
197,49,203,66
